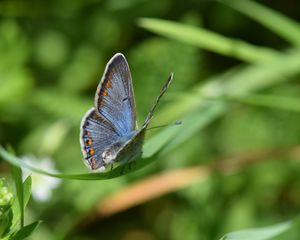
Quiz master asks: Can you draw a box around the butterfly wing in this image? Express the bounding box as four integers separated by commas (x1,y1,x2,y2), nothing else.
95,53,137,136
114,73,174,164
80,108,120,170
81,54,137,171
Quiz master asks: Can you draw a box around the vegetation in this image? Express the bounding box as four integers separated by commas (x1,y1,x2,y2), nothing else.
1,0,300,239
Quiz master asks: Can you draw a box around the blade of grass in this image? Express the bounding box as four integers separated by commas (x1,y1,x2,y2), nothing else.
138,18,280,64
220,0,300,46
0,146,125,180
220,220,291,240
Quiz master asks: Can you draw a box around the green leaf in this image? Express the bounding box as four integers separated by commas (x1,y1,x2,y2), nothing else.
10,166,24,228
9,221,41,240
10,177,31,231
0,146,121,180
21,177,31,209
221,221,291,240
0,208,13,238
220,0,300,46
138,18,280,64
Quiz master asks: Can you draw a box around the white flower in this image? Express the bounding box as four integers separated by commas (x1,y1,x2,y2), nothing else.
21,155,61,202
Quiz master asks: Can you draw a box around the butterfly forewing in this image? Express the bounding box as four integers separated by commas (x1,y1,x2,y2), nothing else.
95,53,136,136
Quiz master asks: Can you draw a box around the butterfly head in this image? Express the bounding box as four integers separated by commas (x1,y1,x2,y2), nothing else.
102,147,117,165
102,140,126,165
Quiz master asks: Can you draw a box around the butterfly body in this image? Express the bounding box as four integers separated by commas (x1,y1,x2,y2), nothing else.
80,53,173,171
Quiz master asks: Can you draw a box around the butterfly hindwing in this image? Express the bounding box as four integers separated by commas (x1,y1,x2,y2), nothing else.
80,108,120,170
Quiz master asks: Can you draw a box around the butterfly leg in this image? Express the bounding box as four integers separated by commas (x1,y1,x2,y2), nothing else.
128,160,137,170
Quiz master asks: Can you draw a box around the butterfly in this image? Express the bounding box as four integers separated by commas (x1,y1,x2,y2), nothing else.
80,53,173,171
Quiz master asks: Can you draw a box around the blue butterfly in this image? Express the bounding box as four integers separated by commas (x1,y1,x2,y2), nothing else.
80,53,173,171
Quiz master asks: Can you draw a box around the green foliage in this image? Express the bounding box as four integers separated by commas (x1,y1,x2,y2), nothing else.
10,176,32,231
0,173,40,240
0,178,13,238
1,0,300,239
10,165,24,227
220,0,300,46
9,221,41,240
222,222,292,240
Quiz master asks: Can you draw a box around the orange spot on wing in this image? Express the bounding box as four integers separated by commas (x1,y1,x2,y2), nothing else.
106,80,111,88
89,148,95,155
102,91,107,96
86,139,92,145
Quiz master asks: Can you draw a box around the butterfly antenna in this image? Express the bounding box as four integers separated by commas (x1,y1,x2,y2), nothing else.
147,120,182,131
143,73,174,128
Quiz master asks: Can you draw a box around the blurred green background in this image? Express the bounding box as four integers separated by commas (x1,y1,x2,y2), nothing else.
1,0,300,239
